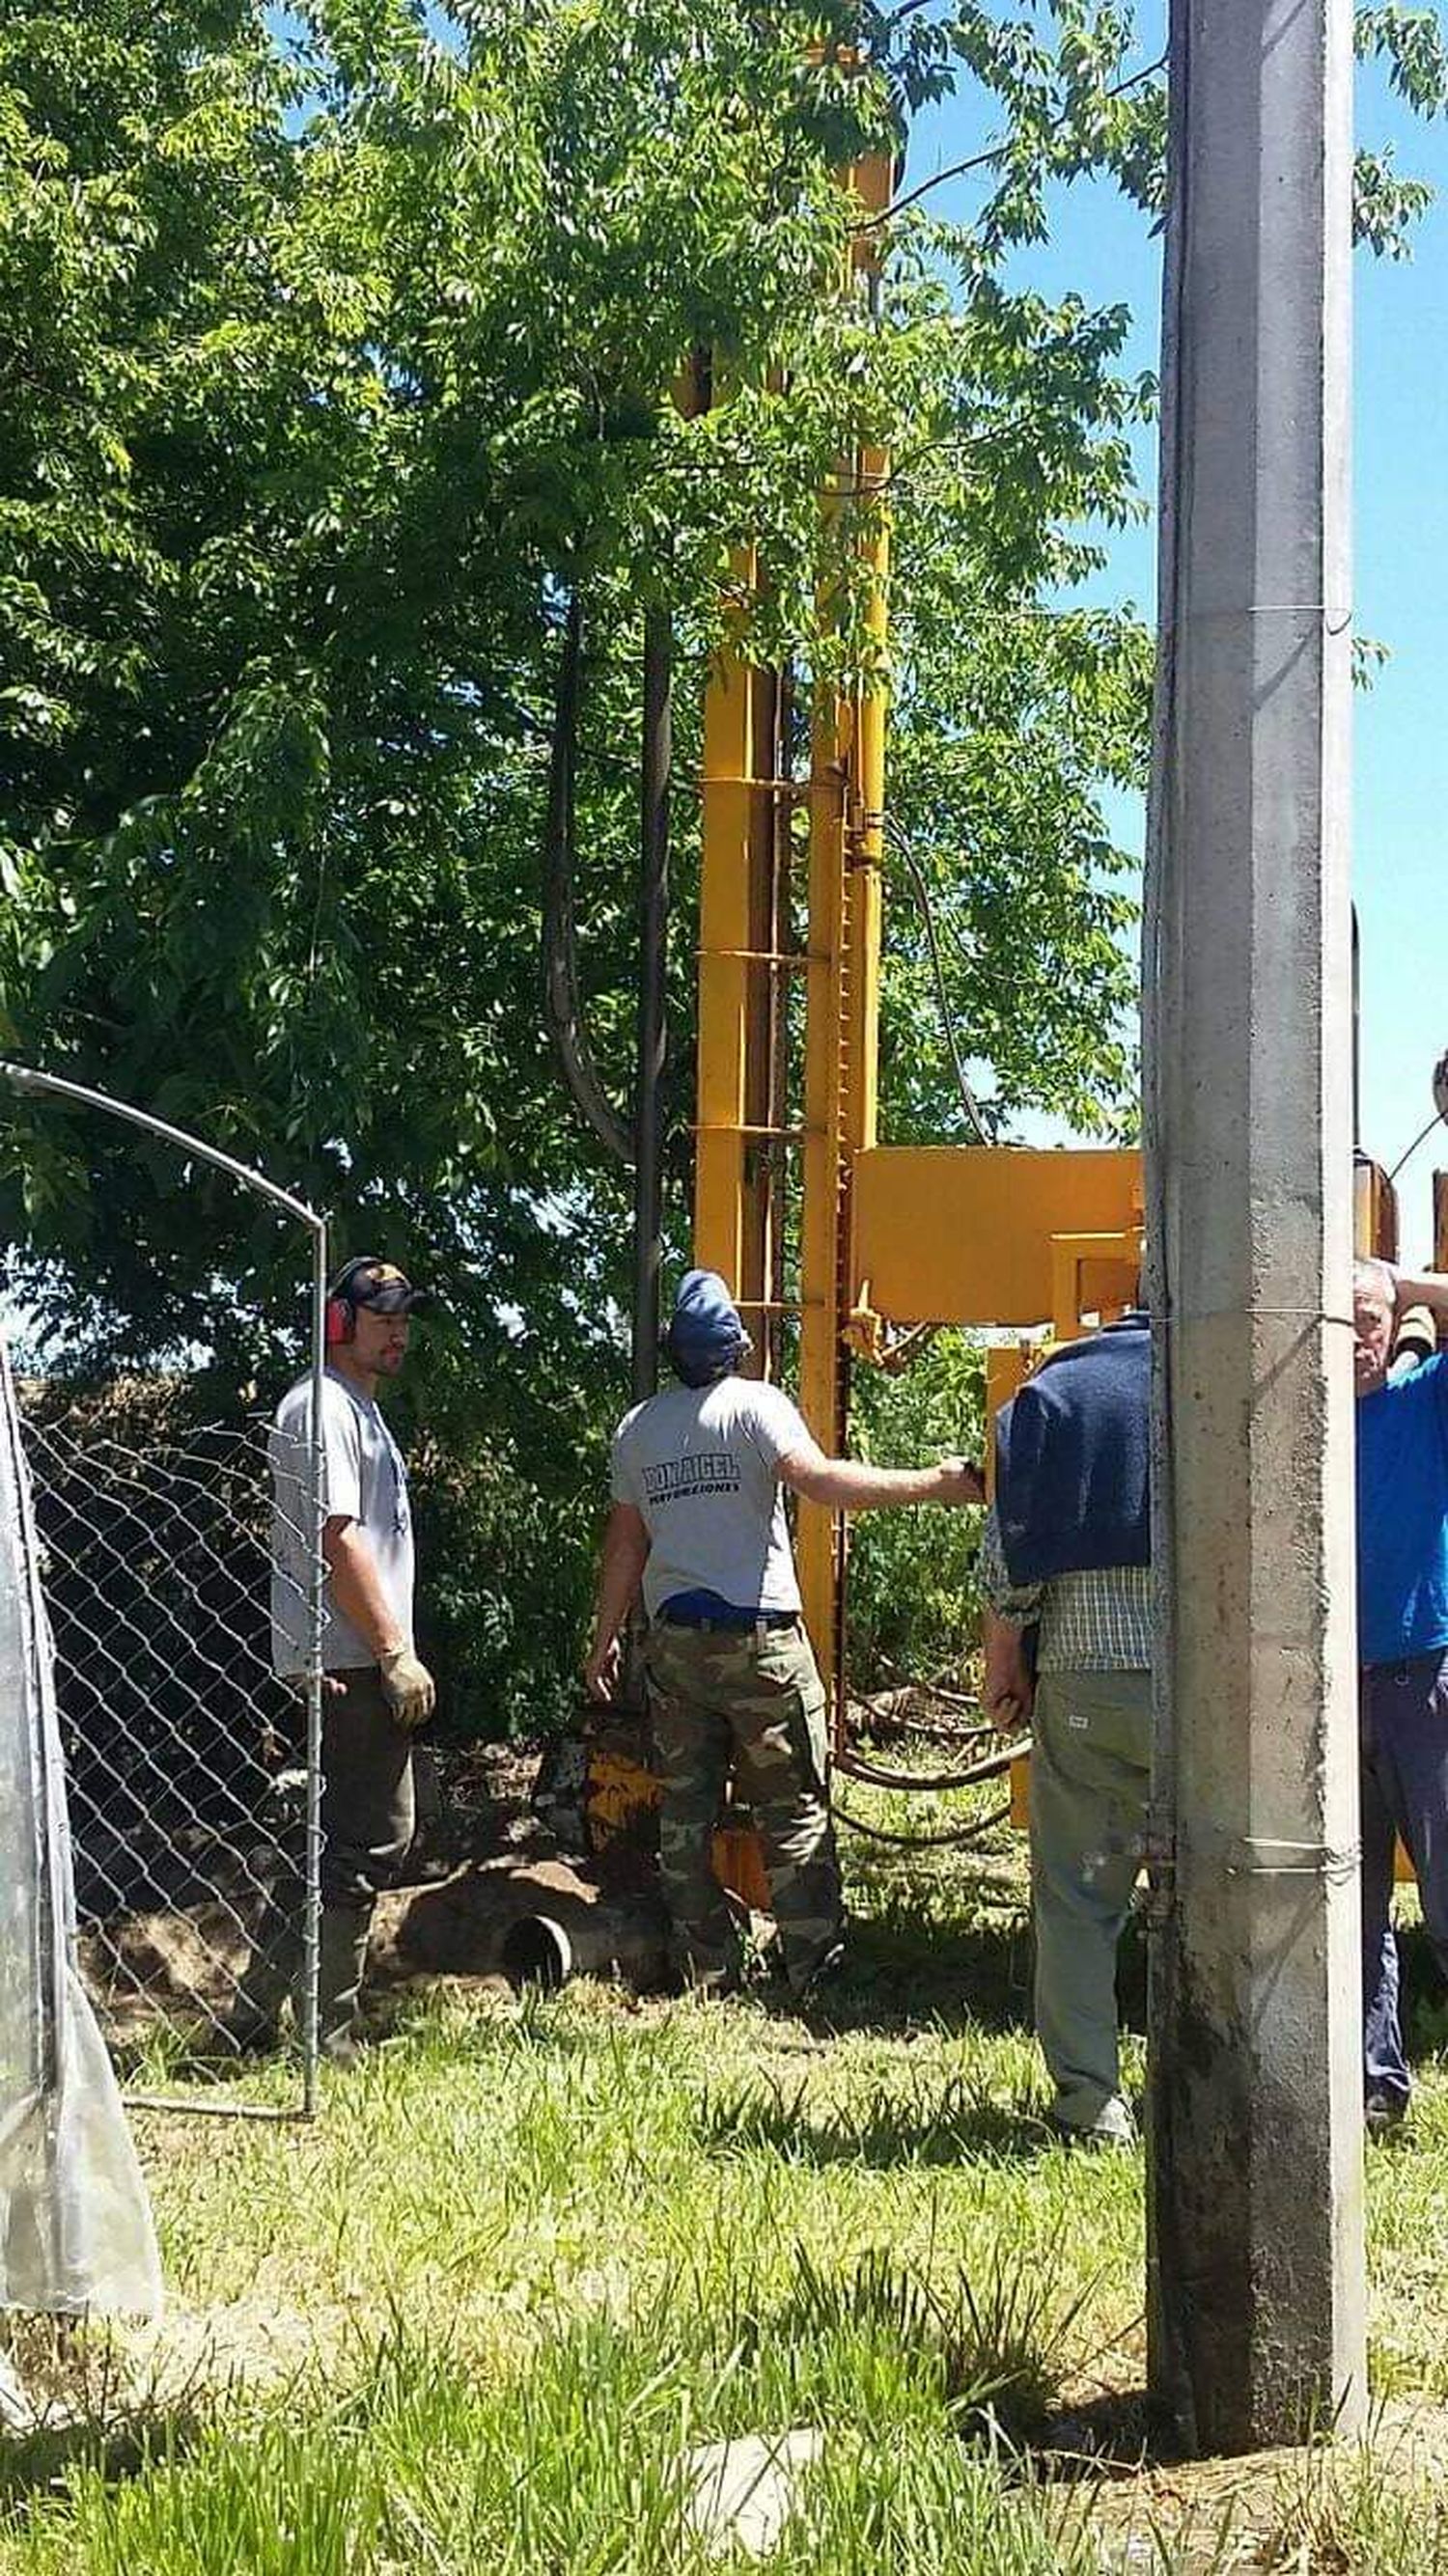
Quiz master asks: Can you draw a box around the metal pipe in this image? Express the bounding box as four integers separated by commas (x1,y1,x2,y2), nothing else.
0,1062,323,1229
631,607,672,1403
300,1220,327,2119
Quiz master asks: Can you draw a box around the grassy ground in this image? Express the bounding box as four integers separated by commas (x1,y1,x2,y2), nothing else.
4,1778,1448,2572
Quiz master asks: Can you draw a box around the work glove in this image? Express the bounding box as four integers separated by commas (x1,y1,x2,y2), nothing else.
379,1643,436,1730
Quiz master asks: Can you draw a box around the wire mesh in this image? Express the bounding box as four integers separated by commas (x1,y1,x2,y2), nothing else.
16,1392,321,2117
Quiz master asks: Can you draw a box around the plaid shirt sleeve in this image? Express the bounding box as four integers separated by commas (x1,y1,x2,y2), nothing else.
979,1504,1043,1628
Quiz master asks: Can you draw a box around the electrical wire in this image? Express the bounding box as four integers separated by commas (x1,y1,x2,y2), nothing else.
1387,1111,1446,1185
835,1734,1028,1795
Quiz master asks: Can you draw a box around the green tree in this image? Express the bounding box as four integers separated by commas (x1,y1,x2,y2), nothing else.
1,0,1441,1724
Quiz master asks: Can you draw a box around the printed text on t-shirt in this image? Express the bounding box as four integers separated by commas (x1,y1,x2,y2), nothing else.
643,1453,741,1501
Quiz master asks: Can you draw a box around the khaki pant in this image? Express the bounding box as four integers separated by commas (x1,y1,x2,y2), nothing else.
1029,1668,1152,2130
318,1665,416,1907
235,1667,414,2032
644,1619,842,1993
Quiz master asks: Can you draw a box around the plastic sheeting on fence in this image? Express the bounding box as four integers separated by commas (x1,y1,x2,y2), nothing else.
0,1336,161,2317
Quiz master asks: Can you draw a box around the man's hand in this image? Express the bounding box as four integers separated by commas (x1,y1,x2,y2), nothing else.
982,1643,1033,1731
583,1636,623,1704
934,1456,986,1506
379,1644,436,1729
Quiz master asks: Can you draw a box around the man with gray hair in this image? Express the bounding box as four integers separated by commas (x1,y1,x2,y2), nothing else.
1354,1254,1448,2131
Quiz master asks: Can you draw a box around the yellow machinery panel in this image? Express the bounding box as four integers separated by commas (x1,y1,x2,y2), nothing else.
1353,1152,1398,1262
585,1728,774,1912
850,1146,1142,1332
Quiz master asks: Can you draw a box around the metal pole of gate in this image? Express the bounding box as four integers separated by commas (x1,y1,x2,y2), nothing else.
0,1062,330,2121
299,1222,328,2118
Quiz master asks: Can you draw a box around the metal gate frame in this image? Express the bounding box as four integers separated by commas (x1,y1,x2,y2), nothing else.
0,1062,329,2121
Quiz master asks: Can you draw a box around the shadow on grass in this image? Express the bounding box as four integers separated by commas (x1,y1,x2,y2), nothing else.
696,2068,1052,2168
1029,2387,1168,2480
0,2395,209,2524
792,1904,1148,2040
1401,1923,1448,2061
792,1904,1033,2039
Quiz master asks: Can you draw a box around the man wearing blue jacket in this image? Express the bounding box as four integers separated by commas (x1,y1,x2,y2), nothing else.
981,1309,1152,2147
1353,1256,1448,2133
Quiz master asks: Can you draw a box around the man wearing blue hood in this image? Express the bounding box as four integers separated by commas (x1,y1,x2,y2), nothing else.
584,1271,981,1999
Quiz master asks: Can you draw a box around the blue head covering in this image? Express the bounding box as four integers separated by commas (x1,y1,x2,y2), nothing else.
664,1269,752,1388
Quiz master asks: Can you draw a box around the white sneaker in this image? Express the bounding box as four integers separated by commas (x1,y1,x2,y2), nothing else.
1047,2095,1136,2149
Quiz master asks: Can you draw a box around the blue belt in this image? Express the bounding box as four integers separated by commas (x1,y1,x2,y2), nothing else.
657,1604,799,1634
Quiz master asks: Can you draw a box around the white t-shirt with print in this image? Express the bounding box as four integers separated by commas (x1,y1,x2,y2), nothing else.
609,1376,812,1618
269,1369,415,1676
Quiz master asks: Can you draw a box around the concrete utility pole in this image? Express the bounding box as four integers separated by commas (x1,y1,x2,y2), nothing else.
1144,0,1366,2452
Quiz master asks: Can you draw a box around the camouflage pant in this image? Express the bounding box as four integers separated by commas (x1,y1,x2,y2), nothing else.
644,1618,843,1994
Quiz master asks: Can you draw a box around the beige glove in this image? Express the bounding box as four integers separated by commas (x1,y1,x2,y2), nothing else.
379,1643,435,1729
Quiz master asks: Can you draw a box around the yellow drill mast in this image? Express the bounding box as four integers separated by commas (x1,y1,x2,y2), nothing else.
690,146,1142,1731
691,149,892,1716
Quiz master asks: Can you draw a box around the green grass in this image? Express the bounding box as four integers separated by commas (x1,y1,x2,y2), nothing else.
3,1794,1448,2571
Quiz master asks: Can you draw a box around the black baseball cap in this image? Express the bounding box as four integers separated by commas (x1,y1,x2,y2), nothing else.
330,1256,436,1316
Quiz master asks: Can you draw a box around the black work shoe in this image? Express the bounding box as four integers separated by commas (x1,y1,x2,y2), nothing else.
793,1938,847,2008
1365,2090,1407,2138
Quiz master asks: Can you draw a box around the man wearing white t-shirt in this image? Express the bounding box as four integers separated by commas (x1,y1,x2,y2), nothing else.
232,1257,436,2064
585,1271,982,1998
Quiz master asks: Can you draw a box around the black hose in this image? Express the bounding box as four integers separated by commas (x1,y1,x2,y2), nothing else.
833,1798,1013,1850
542,589,633,1167
834,1735,1028,1794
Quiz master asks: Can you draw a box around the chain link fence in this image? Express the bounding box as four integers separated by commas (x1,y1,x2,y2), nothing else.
1,1062,328,2121
20,1395,320,2113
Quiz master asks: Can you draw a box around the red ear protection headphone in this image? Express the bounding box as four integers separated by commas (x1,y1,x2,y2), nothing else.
324,1256,384,1349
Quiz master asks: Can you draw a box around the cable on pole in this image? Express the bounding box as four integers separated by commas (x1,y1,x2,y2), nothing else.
541,590,634,1167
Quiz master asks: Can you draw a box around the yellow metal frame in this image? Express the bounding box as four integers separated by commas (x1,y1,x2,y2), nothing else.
850,1148,1142,1340
694,555,789,1317
691,149,894,1708
796,147,891,1694
690,148,1143,1733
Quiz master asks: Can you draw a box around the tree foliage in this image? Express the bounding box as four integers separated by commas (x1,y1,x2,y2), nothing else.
1,0,1441,1722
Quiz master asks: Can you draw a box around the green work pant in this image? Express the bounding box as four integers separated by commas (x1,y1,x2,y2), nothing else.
1029,1667,1152,2130
644,1619,842,1993
237,1666,415,2019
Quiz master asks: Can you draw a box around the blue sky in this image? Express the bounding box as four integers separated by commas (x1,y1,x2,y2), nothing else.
911,27,1448,1259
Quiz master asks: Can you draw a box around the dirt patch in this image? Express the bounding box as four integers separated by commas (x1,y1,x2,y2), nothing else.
73,1737,575,2042
80,1847,670,2043
373,1853,670,1988
1021,2390,1448,2569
